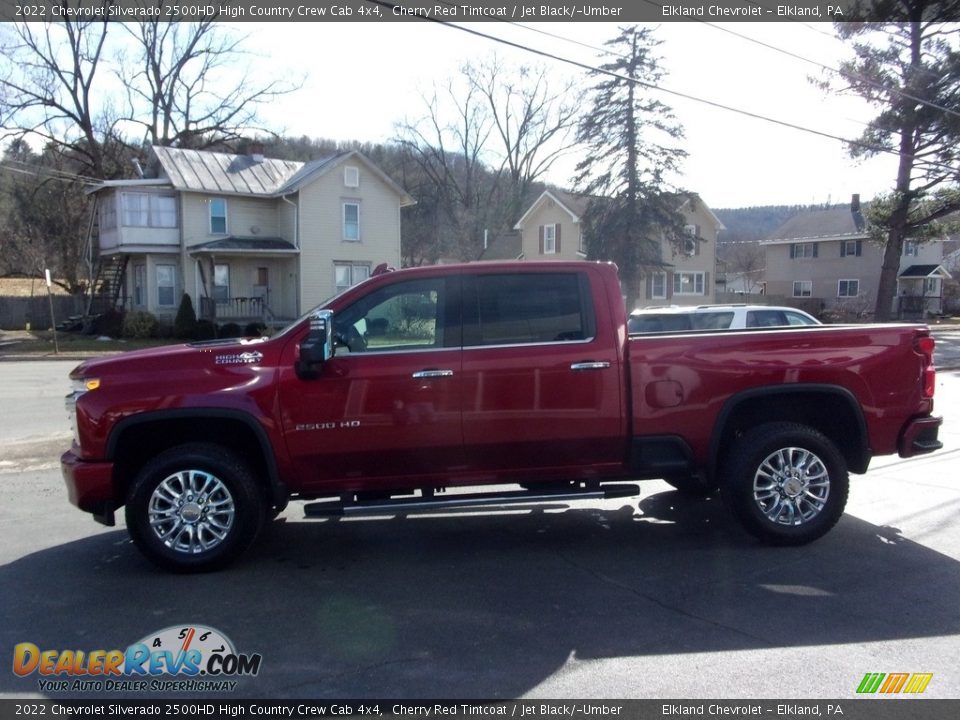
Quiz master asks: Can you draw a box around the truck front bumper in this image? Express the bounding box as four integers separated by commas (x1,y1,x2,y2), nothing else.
898,415,943,458
61,449,116,526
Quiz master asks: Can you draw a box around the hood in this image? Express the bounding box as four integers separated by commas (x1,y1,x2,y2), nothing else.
69,337,271,379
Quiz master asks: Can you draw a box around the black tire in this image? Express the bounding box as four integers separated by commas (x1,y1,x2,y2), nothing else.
663,474,718,496
721,422,848,546
125,443,265,572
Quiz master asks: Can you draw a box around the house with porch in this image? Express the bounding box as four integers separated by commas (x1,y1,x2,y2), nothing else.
760,195,952,319
499,189,723,308
87,145,414,327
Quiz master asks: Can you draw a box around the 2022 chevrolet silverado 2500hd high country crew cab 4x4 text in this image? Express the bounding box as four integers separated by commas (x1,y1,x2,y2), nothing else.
61,262,942,571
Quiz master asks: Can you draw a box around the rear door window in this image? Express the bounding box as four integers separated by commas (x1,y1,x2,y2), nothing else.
463,273,595,346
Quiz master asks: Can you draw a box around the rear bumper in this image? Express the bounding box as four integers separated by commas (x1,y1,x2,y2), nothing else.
60,449,116,526
898,416,943,458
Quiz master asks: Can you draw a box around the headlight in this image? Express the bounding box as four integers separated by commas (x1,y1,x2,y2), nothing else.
71,378,101,393
66,378,100,444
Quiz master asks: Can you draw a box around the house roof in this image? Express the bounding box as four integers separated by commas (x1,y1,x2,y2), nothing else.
84,178,171,195
513,188,723,232
189,237,299,253
899,264,951,279
514,189,588,229
88,147,415,206
764,205,867,243
153,146,306,195
479,232,522,261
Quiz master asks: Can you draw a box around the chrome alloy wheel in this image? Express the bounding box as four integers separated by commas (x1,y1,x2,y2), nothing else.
147,470,236,554
752,447,830,526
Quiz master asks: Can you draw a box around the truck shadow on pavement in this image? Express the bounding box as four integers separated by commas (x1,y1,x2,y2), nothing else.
2,489,959,698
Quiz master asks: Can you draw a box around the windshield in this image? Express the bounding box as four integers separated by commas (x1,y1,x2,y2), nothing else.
270,289,349,340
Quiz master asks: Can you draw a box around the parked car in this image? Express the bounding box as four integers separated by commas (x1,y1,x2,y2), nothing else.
629,304,820,334
62,262,941,571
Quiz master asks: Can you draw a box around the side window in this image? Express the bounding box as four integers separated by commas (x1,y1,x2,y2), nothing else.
464,273,595,346
692,312,734,330
334,278,449,353
209,198,227,234
747,310,788,328
785,311,817,326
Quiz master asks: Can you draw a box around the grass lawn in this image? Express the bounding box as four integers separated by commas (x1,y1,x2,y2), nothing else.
0,330,180,357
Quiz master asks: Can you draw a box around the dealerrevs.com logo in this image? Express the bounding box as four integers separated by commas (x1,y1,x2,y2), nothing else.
856,672,933,695
12,625,262,693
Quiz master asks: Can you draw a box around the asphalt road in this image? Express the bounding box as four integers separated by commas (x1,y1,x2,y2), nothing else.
0,361,958,701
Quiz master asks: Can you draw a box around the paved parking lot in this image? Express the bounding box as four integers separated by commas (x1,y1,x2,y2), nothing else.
0,360,958,700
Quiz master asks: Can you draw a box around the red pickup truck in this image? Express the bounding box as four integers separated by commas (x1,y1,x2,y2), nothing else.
62,262,942,571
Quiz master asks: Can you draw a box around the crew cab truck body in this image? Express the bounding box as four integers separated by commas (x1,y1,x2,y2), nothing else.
61,262,942,571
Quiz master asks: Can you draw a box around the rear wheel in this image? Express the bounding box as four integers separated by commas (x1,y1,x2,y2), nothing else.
721,423,848,545
125,443,264,572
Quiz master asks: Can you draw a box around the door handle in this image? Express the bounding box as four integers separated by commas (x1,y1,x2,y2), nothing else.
412,369,455,379
570,362,611,372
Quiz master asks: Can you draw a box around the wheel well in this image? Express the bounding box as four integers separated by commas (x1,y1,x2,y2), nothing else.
713,389,869,477
109,416,277,507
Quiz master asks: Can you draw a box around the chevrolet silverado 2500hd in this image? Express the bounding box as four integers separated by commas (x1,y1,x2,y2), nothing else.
61,262,942,571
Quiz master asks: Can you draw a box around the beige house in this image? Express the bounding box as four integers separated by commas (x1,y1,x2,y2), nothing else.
88,145,414,325
761,197,951,318
505,189,723,308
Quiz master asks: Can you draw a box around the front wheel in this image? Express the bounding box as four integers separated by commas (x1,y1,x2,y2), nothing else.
721,423,848,546
125,443,265,572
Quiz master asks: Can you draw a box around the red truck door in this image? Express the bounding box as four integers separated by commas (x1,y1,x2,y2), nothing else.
459,270,624,478
279,275,464,489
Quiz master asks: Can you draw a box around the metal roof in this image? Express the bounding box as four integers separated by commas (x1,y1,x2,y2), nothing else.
189,237,299,253
153,146,313,196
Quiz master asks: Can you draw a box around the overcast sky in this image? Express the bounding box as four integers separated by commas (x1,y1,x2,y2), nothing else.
235,20,898,210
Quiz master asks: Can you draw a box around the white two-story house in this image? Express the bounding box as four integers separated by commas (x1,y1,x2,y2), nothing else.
761,196,951,318
88,145,414,325
501,189,723,308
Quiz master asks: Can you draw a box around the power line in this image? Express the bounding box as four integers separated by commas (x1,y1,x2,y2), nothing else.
0,160,99,185
700,21,960,122
493,1,960,130
368,1,958,178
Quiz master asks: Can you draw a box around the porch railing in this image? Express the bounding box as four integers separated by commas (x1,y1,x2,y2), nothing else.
216,296,265,320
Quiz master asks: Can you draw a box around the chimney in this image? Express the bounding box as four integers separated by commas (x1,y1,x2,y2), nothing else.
851,193,865,232
249,142,265,162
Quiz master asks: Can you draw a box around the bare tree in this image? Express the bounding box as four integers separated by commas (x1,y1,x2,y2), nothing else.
464,56,580,220
0,16,125,178
395,57,580,262
395,78,499,261
1,144,91,293
119,21,298,151
721,242,766,294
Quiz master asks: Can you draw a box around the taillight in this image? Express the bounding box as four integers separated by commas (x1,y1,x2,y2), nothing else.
915,335,936,399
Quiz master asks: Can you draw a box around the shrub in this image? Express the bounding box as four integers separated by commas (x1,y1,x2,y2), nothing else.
194,319,217,340
89,309,125,337
218,322,243,339
122,311,159,339
173,293,198,339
